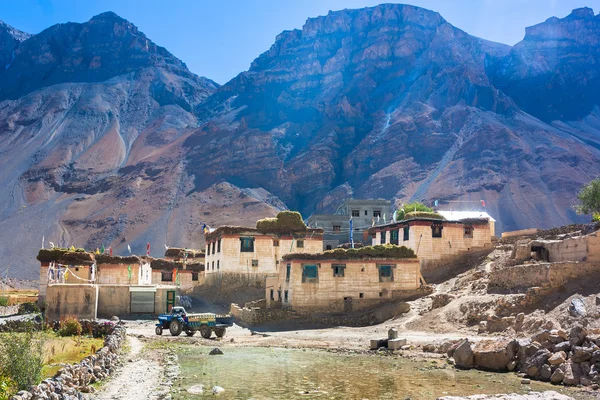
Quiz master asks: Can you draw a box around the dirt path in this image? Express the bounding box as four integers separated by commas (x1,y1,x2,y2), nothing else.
93,335,165,400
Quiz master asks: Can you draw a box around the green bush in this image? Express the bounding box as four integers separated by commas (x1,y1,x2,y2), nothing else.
0,297,8,307
404,211,445,220
58,317,82,337
283,244,416,261
396,202,434,221
0,326,45,391
0,375,15,400
593,213,600,223
575,178,600,217
17,302,39,315
256,211,307,234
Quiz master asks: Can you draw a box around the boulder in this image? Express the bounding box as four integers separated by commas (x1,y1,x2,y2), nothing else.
548,351,567,365
553,341,571,353
472,339,519,371
569,298,587,318
550,364,566,383
524,349,551,378
569,325,587,346
540,364,552,380
562,362,582,386
517,340,541,372
570,346,592,363
453,340,474,369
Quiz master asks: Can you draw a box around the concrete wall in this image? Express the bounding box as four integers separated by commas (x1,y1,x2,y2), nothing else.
205,234,322,275
45,284,98,320
97,286,130,317
267,258,421,313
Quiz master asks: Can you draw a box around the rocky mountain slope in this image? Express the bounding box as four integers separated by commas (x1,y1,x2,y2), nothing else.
192,4,600,233
2,5,600,279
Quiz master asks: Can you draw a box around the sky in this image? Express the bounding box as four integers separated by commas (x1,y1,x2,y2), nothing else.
0,0,598,84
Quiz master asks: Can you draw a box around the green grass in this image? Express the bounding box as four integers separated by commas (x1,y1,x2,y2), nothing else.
38,333,104,378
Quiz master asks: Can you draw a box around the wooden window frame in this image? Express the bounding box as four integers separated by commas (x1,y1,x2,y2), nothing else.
240,237,255,252
378,264,395,282
301,264,319,283
332,264,346,277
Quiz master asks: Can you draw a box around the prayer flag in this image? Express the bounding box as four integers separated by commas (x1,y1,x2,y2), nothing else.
127,244,132,255
202,223,209,234
146,242,151,256
172,268,177,283
349,217,354,248
434,200,439,207
100,244,105,254
95,248,100,255
393,210,398,221
127,265,132,280
70,245,75,252
109,247,113,257
42,236,45,250
481,200,486,207
372,217,375,227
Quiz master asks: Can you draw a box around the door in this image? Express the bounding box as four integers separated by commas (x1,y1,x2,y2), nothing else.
344,297,353,312
130,291,155,313
166,290,176,313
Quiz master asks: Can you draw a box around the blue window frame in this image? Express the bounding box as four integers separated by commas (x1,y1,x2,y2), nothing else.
286,264,291,283
240,237,254,252
379,265,394,282
302,264,318,283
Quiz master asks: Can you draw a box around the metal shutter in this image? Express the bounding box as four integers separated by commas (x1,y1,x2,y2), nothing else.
130,291,155,313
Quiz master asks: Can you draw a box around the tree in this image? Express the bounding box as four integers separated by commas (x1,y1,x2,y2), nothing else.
575,178,600,219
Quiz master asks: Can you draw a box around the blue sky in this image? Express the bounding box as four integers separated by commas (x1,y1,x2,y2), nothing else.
0,0,598,84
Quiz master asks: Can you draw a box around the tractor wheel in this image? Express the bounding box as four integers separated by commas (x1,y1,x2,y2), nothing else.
169,320,183,336
155,326,163,336
200,325,212,339
185,330,196,337
214,328,226,338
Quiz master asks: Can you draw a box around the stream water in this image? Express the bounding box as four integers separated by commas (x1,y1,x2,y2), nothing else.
173,346,582,400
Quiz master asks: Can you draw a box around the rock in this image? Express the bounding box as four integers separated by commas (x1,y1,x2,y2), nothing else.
569,325,587,346
553,341,571,353
596,295,600,306
550,365,565,383
478,321,488,334
423,343,436,353
209,348,224,356
570,346,592,363
187,385,204,394
524,349,551,378
212,386,225,395
472,339,519,371
517,340,541,372
548,351,567,365
110,316,120,322
521,378,531,384
507,360,517,371
569,298,587,318
562,363,581,386
453,340,474,369
540,364,552,380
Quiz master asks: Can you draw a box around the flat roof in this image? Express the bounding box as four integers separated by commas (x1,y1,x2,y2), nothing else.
437,210,496,222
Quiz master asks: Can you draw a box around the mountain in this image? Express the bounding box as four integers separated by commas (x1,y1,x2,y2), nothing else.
190,4,600,233
3,5,600,280
0,12,282,279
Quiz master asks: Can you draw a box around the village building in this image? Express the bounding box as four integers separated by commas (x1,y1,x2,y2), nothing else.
307,199,392,250
204,226,323,279
37,248,204,320
368,213,494,279
265,246,424,313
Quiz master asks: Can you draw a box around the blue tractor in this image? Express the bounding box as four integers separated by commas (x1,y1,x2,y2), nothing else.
155,306,233,338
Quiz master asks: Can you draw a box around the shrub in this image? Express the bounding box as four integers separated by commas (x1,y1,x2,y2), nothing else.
256,211,307,234
396,202,435,221
57,317,82,337
575,178,600,217
593,213,600,223
17,302,39,315
0,375,16,400
404,211,445,220
0,325,45,391
0,297,8,307
282,244,417,261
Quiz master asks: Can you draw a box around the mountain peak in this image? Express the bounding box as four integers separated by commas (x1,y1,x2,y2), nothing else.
569,7,595,19
89,11,125,22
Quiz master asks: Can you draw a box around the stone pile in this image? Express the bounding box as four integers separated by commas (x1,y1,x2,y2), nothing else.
447,325,600,388
10,324,126,400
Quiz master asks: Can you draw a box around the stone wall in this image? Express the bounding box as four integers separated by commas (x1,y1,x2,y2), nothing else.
10,323,126,400
268,258,422,313
489,261,600,290
45,284,99,321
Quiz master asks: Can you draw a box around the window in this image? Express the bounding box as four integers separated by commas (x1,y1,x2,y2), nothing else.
364,210,368,216
278,290,282,301
380,230,386,244
273,239,279,247
217,239,221,253
252,259,259,268
297,240,304,248
206,243,210,255
403,226,409,241
286,264,291,282
464,225,474,238
217,260,219,269
432,223,443,238
212,261,215,270
326,245,332,250
161,271,173,281
373,210,381,218
390,229,399,245
379,292,383,297
352,209,360,217
379,265,394,282
212,241,216,254
270,289,274,301
302,264,318,283
284,290,288,302
192,272,198,281
240,237,254,252
333,225,341,233
359,293,364,298
332,264,345,277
